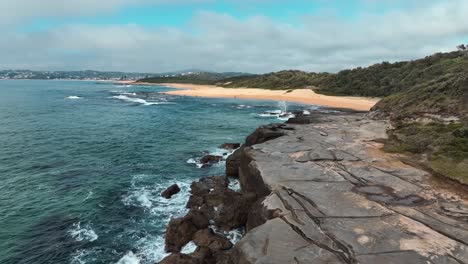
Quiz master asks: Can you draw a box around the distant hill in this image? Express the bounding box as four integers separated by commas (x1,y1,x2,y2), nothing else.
139,72,252,85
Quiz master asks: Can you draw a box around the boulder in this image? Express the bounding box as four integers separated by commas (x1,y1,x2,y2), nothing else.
219,143,241,150
193,229,233,251
165,210,209,253
161,184,181,199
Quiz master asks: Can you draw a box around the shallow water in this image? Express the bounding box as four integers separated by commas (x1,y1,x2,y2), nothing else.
0,80,312,264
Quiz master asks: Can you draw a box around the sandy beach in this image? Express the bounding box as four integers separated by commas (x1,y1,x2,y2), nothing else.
133,82,380,111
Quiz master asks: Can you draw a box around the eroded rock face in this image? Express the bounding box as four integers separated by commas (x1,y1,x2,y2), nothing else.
225,147,243,177
161,184,181,199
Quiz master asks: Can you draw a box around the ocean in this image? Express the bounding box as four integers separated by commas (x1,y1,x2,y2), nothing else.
0,80,310,264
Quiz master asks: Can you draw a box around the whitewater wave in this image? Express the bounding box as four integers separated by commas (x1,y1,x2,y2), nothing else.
116,251,140,264
258,109,295,120
120,176,193,263
68,222,98,242
66,96,81,99
70,249,98,264
112,95,174,106
112,95,160,106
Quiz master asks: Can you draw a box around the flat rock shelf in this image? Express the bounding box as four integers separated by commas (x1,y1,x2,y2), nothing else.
161,112,468,264
230,113,468,264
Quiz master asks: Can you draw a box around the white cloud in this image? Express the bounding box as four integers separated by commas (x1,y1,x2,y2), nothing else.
0,0,467,73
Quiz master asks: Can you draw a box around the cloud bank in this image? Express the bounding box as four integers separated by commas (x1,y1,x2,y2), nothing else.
0,0,467,73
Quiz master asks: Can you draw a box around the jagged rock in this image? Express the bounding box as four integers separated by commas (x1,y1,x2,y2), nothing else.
193,229,233,251
165,210,209,253
200,155,222,166
185,176,256,230
190,176,228,196
159,247,215,264
161,184,181,199
219,143,241,150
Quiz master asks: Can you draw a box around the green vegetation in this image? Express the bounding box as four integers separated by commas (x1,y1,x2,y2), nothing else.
384,122,468,184
218,70,329,90
139,72,250,85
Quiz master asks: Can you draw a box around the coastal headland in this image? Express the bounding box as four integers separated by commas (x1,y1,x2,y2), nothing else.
159,111,468,263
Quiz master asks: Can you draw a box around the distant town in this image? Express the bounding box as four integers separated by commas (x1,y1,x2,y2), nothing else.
0,69,205,81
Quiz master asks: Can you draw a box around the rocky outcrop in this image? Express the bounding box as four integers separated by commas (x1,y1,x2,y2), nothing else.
162,111,468,264
200,155,222,166
228,112,468,264
161,184,181,199
162,176,255,263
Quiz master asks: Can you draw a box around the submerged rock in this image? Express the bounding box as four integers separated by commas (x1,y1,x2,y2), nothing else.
161,184,181,199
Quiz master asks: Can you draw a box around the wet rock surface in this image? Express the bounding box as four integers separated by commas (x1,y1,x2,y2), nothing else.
229,112,468,264
161,184,181,199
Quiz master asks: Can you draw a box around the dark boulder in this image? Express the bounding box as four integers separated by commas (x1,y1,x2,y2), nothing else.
161,184,181,199
219,143,241,150
193,229,233,251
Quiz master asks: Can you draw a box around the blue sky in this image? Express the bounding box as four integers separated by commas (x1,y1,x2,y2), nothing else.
21,1,412,31
0,0,466,73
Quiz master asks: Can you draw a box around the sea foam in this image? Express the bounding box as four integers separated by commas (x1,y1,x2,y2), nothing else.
68,222,98,242
116,251,140,264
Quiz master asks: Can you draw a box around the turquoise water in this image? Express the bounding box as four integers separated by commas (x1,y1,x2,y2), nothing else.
0,80,308,264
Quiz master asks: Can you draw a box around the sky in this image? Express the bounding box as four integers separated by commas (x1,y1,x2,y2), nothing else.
0,0,467,73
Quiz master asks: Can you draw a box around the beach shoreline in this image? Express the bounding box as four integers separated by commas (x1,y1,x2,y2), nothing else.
127,81,380,111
